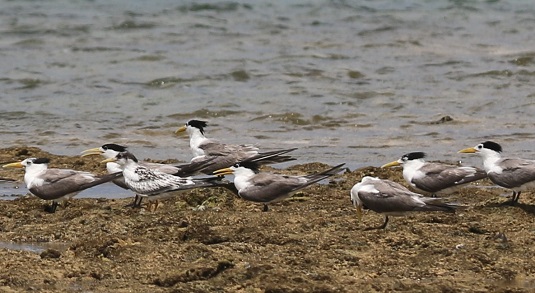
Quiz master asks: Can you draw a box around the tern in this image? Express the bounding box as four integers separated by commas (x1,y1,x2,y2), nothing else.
175,119,295,174
101,151,232,210
459,141,535,205
350,176,459,230
176,119,259,158
2,158,122,213
81,143,215,207
213,162,346,212
382,152,487,196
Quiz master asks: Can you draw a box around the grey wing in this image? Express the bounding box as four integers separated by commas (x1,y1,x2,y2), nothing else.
30,169,99,200
377,179,414,193
490,158,535,188
356,184,423,214
369,178,458,213
198,140,232,156
140,161,180,174
414,163,486,192
29,182,83,200
192,154,242,174
238,174,304,203
200,140,258,157
40,169,88,184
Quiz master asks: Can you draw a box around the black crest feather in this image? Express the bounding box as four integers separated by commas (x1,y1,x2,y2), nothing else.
186,119,208,135
33,158,50,164
403,152,426,161
482,141,502,153
235,161,260,173
102,144,128,152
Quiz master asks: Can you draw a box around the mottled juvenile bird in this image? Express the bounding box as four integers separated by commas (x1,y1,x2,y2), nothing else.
101,151,231,210
81,143,214,207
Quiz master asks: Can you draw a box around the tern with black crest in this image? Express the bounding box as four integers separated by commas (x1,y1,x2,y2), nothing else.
350,176,460,230
175,119,296,174
459,141,535,205
3,158,121,213
214,161,345,212
382,152,487,196
176,119,259,159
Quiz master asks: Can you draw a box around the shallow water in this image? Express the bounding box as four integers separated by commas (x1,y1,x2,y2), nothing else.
0,240,69,254
1,0,535,170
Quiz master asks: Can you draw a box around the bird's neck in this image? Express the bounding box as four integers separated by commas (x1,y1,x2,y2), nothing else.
233,168,256,189
24,164,48,188
481,152,501,172
402,159,425,181
189,129,208,156
123,160,140,172
106,162,123,173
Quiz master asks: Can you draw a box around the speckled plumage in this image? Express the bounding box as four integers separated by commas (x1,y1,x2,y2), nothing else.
111,152,229,202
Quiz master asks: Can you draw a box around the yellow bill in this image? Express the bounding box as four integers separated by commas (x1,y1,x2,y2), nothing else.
2,162,24,168
213,167,234,176
175,125,187,134
81,147,104,157
381,160,401,168
101,157,117,164
458,147,477,154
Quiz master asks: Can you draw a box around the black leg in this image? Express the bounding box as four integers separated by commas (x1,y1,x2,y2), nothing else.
512,191,521,205
262,204,269,212
124,194,143,208
44,201,59,213
508,191,520,205
134,195,143,208
364,216,389,231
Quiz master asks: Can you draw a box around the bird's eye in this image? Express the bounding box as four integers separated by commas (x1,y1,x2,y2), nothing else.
477,144,483,149
233,163,239,168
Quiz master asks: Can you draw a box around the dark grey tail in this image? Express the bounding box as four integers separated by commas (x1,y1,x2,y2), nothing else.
419,198,462,213
288,163,346,192
243,148,298,165
78,172,124,190
172,156,217,177
304,163,346,182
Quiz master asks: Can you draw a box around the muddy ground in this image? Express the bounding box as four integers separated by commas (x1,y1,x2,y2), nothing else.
0,146,534,293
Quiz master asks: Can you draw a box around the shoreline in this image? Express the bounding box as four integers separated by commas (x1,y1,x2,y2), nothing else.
0,146,534,292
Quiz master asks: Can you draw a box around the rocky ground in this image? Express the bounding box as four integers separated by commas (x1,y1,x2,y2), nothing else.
0,146,534,293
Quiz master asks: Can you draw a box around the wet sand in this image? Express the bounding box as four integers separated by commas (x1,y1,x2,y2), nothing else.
1,146,535,292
